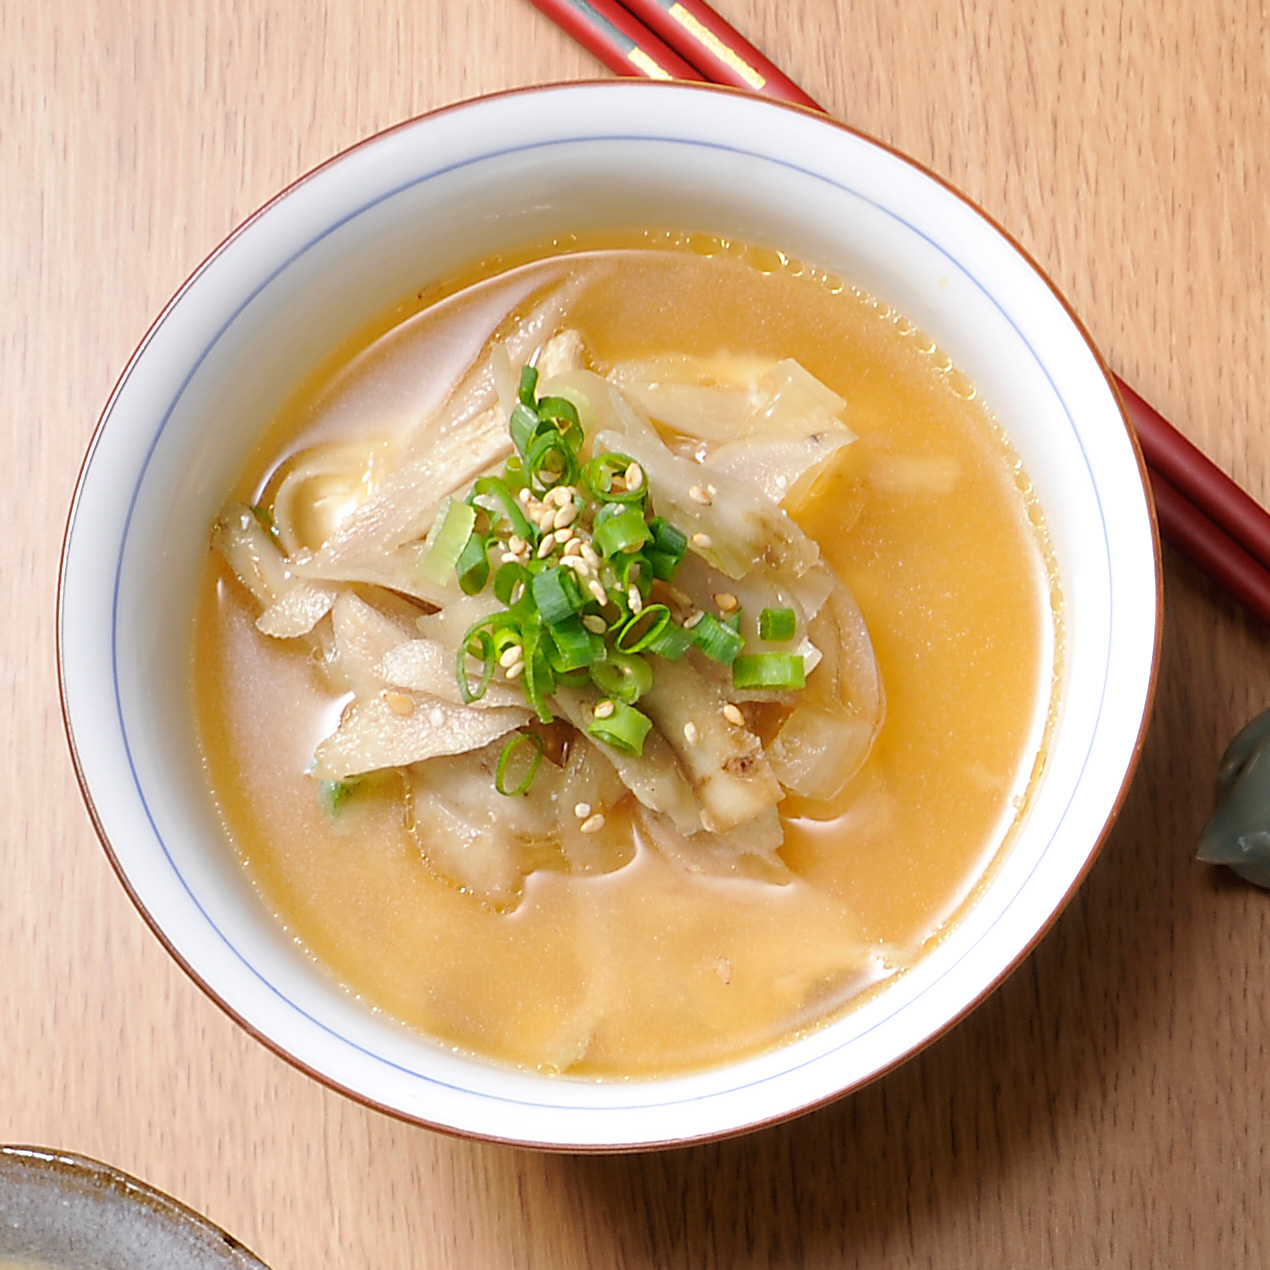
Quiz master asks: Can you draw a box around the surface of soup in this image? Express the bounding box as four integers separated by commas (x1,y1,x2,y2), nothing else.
194,234,1057,1077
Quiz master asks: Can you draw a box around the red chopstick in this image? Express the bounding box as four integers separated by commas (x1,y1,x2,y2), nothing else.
529,0,705,81
528,0,1270,627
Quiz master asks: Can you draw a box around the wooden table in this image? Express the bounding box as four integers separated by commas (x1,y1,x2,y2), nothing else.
4,0,1269,1264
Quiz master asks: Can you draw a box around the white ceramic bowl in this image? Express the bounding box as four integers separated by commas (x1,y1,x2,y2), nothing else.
59,81,1159,1150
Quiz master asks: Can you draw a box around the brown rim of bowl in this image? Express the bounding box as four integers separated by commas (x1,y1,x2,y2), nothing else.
56,77,1164,1154
0,1145,268,1265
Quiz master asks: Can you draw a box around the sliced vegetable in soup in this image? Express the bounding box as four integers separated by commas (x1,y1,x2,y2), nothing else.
194,233,1058,1076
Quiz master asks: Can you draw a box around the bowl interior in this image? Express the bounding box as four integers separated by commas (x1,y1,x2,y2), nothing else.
60,82,1158,1149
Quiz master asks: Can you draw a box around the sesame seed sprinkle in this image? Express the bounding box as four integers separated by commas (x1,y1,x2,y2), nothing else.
593,699,616,719
691,532,713,549
580,813,606,834
573,802,592,819
723,703,745,726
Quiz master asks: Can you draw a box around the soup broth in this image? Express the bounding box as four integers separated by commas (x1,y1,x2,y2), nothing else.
194,235,1056,1077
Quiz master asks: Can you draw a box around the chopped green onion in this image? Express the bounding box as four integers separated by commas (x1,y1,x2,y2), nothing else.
594,507,652,557
614,604,671,654
649,516,687,558
582,452,644,504
495,731,544,796
419,498,477,585
692,612,745,665
493,561,528,606
509,402,540,455
518,364,539,406
732,652,806,690
759,607,797,642
526,428,579,489
722,608,742,634
588,699,654,755
592,652,653,703
646,619,697,661
455,531,490,595
544,616,603,673
532,566,584,625
318,779,357,817
470,474,536,541
457,619,499,703
519,622,556,723
535,395,584,448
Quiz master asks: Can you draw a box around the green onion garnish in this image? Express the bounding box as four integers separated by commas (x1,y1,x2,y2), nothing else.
470,474,536,541
535,395,584,448
732,652,806,690
692,612,745,665
318,779,357,817
455,531,490,595
519,623,556,723
419,498,477,584
544,616,604,673
594,506,652,557
532,566,585,625
457,619,499,703
588,700,654,755
518,364,539,406
526,428,579,489
495,731,544,796
759,607,797,642
592,652,653,704
614,604,671,654
582,452,644,504
509,401,540,456
645,619,697,661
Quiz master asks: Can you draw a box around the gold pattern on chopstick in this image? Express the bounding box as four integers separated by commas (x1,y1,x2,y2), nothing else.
668,4,766,89
627,48,673,79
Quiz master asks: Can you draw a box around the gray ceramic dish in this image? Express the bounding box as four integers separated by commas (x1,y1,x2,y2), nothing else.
0,1147,268,1269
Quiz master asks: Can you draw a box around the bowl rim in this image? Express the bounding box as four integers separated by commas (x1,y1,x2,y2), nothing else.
0,1144,268,1266
57,77,1163,1153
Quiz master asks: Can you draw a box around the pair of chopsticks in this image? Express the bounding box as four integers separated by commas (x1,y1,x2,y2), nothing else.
530,0,1270,627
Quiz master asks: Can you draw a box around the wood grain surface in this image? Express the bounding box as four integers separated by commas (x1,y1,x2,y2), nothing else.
4,0,1269,1265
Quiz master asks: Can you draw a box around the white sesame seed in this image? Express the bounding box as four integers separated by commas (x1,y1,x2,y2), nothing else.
508,534,526,554
382,691,415,716
723,703,745,726
499,550,519,565
509,582,525,605
573,802,592,819
560,555,589,575
537,510,557,533
499,644,523,668
582,614,607,634
706,484,718,498
580,813,606,835
625,462,644,491
691,532,713,549
517,487,532,504
553,527,575,546
537,535,556,559
588,579,607,604
714,592,739,612
580,542,599,565
563,537,584,557
593,699,616,719
627,585,643,614
505,661,525,680
555,500,579,528
429,706,446,727
548,486,572,507
683,721,699,745
683,611,705,629
689,484,712,505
